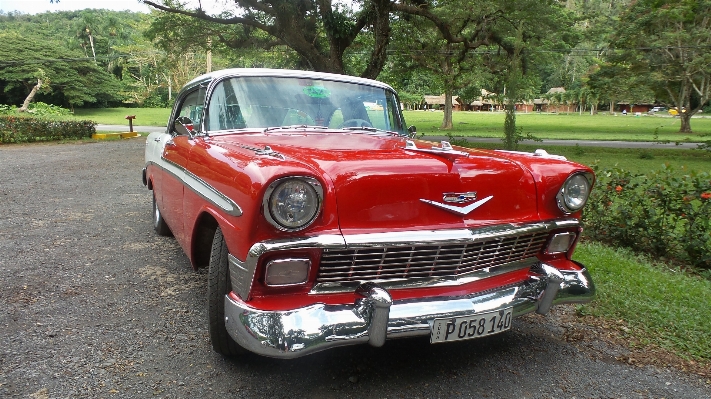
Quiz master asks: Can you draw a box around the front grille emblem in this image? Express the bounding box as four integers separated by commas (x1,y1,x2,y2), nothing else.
443,192,477,203
421,195,493,216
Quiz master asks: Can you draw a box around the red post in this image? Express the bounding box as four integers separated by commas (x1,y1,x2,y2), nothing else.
125,115,136,132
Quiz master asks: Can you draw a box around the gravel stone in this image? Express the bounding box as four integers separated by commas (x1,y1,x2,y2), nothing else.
1,139,709,399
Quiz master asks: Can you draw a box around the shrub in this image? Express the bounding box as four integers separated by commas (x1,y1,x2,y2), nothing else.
583,164,711,270
0,102,72,117
0,115,95,143
24,102,72,117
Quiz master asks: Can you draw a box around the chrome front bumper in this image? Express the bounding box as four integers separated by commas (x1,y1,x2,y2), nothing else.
223,263,594,358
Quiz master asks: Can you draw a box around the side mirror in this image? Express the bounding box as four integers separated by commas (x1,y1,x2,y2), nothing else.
174,116,194,137
407,125,417,138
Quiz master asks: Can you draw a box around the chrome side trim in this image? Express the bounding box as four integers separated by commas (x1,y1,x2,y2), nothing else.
223,264,594,358
157,157,242,217
227,219,581,298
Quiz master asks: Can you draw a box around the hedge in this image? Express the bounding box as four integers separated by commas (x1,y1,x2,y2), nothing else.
583,164,711,270
0,115,96,144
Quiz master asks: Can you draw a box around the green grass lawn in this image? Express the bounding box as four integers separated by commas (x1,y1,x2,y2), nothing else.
405,110,711,142
574,242,711,362
71,107,711,143
450,141,711,174
73,108,171,126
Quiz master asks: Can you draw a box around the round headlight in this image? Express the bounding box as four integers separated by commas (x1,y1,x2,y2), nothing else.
557,173,592,213
264,177,322,231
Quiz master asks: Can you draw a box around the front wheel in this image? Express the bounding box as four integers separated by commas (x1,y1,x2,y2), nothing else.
207,226,246,356
152,192,172,236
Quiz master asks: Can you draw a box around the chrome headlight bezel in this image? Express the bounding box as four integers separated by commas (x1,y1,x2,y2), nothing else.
263,176,324,232
556,172,594,214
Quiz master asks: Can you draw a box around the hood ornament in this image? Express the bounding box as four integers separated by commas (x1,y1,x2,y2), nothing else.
404,140,469,161
240,145,285,160
421,195,493,216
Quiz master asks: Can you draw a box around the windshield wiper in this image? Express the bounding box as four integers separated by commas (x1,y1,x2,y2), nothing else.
264,125,328,132
342,126,400,136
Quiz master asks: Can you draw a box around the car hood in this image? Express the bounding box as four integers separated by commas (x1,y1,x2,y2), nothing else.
214,131,539,233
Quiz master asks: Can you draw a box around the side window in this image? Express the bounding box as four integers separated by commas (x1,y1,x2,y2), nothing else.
175,89,205,133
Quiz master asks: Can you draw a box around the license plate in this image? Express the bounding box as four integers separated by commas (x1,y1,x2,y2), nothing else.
430,308,513,343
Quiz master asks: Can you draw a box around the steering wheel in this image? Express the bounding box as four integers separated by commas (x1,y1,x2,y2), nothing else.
339,119,373,128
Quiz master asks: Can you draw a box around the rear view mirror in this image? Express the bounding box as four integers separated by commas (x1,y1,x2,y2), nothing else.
408,125,417,138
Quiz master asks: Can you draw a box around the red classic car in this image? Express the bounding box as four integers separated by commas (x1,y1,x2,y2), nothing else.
143,68,595,358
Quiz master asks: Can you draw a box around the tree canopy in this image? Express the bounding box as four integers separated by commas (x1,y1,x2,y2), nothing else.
1,0,709,132
605,0,711,132
0,31,122,108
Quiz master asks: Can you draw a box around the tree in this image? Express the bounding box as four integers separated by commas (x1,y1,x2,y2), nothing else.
389,0,507,129
142,0,395,79
0,32,122,108
611,0,711,132
487,0,578,149
141,0,519,84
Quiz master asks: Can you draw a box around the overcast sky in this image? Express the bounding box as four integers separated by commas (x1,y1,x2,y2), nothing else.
0,0,226,14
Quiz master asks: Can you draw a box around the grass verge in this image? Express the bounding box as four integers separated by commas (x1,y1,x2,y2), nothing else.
574,241,711,362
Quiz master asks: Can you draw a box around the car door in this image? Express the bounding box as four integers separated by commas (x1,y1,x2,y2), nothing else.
160,88,205,248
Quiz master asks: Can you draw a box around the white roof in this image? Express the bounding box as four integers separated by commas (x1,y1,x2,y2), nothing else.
183,68,395,92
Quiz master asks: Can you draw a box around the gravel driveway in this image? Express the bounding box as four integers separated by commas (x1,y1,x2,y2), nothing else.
1,138,709,399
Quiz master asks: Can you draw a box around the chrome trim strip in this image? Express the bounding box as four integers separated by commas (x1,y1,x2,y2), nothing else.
223,264,594,358
156,157,243,217
227,219,580,298
341,219,578,247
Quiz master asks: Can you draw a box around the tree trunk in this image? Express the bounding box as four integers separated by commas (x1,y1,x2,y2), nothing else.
18,79,42,112
441,88,453,129
503,100,517,150
679,113,692,133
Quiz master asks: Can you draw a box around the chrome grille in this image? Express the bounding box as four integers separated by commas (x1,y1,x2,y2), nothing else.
317,232,549,283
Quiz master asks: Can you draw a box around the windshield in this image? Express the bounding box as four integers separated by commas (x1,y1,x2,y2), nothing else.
205,76,406,135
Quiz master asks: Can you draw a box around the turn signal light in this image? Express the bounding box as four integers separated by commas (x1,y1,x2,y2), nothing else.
265,258,311,286
545,232,576,254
